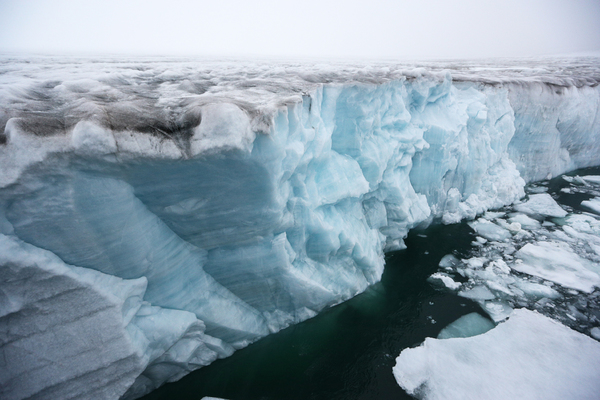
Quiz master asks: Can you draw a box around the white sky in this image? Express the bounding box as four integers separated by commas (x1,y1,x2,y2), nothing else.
0,0,599,60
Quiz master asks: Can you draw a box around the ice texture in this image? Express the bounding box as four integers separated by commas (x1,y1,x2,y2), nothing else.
1,55,600,399
514,193,568,218
0,234,232,400
436,312,495,339
581,197,600,215
393,309,600,400
513,242,600,293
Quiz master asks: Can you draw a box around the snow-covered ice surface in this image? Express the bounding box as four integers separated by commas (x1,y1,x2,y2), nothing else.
393,309,600,400
1,55,600,399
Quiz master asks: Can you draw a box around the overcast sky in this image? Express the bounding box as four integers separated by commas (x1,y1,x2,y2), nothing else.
0,0,599,60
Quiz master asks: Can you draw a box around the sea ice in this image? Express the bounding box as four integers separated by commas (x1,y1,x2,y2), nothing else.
393,309,600,400
581,197,600,215
514,193,567,218
508,213,541,230
482,301,513,322
468,219,512,242
513,241,600,293
428,273,461,290
458,285,496,301
581,175,600,185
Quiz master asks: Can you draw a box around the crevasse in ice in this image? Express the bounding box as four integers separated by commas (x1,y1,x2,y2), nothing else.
1,57,599,399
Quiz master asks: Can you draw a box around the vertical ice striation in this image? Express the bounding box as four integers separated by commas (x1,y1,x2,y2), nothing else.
1,57,599,399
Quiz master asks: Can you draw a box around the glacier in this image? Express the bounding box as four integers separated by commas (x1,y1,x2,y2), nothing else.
1,55,600,400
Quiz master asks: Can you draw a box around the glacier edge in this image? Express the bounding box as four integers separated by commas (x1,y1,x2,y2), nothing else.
1,60,600,399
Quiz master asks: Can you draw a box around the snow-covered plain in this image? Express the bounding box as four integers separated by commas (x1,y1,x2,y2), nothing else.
1,55,600,400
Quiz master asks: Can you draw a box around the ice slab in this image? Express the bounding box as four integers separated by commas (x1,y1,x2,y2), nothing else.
513,241,600,293
437,313,495,339
428,273,461,290
514,193,567,218
482,301,513,322
508,213,541,230
468,219,512,242
581,197,600,215
458,285,496,300
581,175,600,185
394,309,600,400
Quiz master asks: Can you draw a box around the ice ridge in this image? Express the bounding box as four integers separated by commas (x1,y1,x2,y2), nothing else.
1,57,600,399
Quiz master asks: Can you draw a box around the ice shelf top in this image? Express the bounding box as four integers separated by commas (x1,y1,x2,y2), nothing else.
1,55,599,141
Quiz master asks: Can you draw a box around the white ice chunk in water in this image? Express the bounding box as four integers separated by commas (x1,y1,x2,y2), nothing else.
581,197,600,215
483,301,513,322
458,285,495,300
513,241,600,293
468,219,512,242
438,254,460,269
514,193,567,218
581,175,600,185
428,273,461,290
513,280,561,299
437,313,495,339
508,213,541,230
393,309,600,400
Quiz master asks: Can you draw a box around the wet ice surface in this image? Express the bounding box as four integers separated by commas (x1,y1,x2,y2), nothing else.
432,167,600,336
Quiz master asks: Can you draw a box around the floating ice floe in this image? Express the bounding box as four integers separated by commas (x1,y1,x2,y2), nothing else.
468,219,512,242
581,175,600,185
514,193,567,218
513,241,600,293
393,309,600,400
581,197,600,215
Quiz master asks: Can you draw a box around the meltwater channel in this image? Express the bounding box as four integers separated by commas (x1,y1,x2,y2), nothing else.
140,167,600,400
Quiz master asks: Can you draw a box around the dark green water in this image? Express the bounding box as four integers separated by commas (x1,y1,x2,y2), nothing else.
141,221,484,400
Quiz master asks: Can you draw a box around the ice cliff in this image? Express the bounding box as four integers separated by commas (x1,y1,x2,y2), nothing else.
1,56,599,400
